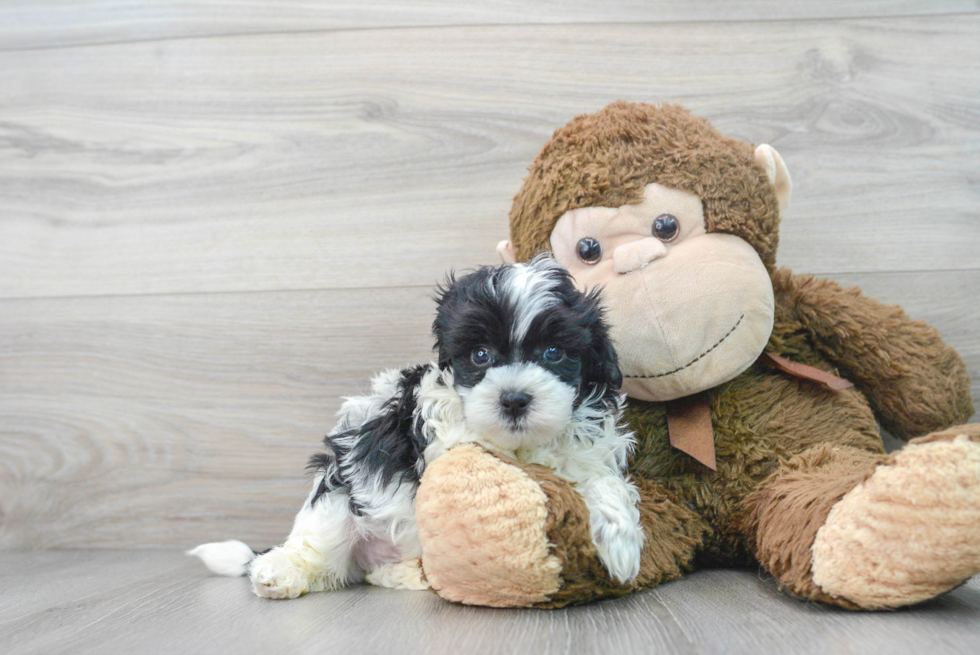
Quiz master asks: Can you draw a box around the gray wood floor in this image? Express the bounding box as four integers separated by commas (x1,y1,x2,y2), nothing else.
0,550,978,655
1,0,978,552
1,1,979,652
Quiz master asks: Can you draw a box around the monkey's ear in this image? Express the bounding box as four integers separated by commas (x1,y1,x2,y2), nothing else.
496,240,517,264
754,144,792,217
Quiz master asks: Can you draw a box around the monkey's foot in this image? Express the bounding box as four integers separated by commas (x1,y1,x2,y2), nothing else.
811,425,980,609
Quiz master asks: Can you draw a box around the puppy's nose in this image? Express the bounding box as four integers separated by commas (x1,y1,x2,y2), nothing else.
500,391,532,419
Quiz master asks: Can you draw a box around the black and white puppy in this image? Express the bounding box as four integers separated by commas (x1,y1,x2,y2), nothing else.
190,257,644,598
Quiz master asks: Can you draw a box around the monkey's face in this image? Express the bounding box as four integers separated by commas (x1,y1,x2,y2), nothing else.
550,183,775,402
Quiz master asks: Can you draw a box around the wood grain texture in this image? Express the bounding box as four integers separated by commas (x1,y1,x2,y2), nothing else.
1,0,979,561
2,15,980,299
1,1,976,51
0,551,978,655
0,271,976,549
0,286,438,549
2,6,980,645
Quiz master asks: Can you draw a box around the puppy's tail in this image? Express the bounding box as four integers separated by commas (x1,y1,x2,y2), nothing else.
187,539,259,577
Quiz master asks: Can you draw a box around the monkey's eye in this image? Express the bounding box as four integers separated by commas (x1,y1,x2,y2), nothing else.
542,346,564,363
652,214,680,242
471,347,492,367
576,237,602,264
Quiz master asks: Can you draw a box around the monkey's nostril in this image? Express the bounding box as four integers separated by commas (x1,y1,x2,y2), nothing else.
500,391,532,418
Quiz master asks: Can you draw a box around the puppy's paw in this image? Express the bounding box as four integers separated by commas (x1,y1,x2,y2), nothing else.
593,514,644,584
582,477,645,584
249,549,310,600
365,559,430,590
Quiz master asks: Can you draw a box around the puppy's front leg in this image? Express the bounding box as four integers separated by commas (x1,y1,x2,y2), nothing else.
250,481,361,599
578,475,645,584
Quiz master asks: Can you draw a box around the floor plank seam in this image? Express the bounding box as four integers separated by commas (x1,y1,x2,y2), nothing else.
0,268,977,304
0,282,438,304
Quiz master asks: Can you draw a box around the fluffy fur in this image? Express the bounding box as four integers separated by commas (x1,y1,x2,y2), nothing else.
414,101,978,609
190,257,643,597
509,101,781,270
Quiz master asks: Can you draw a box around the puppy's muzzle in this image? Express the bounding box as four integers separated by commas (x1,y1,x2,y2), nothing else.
500,391,532,421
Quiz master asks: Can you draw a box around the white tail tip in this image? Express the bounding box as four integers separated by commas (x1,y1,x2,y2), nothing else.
187,539,256,577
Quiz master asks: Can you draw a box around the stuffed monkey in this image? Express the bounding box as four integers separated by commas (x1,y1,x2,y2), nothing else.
414,101,980,610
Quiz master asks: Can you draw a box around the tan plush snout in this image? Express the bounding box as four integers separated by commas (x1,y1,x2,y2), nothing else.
613,237,667,274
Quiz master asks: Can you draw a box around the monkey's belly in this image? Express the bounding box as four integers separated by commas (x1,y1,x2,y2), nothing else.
625,363,884,560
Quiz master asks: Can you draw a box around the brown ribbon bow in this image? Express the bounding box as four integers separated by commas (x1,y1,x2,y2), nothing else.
665,353,853,470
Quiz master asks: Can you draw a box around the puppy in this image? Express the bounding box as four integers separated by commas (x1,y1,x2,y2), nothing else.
190,257,644,599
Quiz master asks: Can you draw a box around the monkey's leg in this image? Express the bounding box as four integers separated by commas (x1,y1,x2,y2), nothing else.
415,444,708,608
745,427,980,609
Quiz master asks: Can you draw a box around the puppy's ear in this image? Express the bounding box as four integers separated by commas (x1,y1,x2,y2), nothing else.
432,271,460,368
585,327,623,393
433,267,496,369
599,347,623,392
580,287,623,398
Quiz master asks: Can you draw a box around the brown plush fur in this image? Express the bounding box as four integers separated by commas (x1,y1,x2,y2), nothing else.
535,476,710,608
772,269,975,439
509,102,782,270
417,102,977,609
909,422,980,445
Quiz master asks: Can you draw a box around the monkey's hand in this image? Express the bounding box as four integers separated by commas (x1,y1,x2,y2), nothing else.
416,444,706,608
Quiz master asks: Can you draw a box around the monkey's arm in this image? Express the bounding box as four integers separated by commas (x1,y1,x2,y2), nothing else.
416,444,707,607
771,268,973,439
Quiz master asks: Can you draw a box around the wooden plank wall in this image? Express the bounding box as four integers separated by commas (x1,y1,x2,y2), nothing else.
1,1,978,549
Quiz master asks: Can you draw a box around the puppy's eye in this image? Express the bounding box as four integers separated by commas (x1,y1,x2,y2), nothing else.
471,347,492,367
652,214,679,242
542,346,564,363
576,237,602,264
